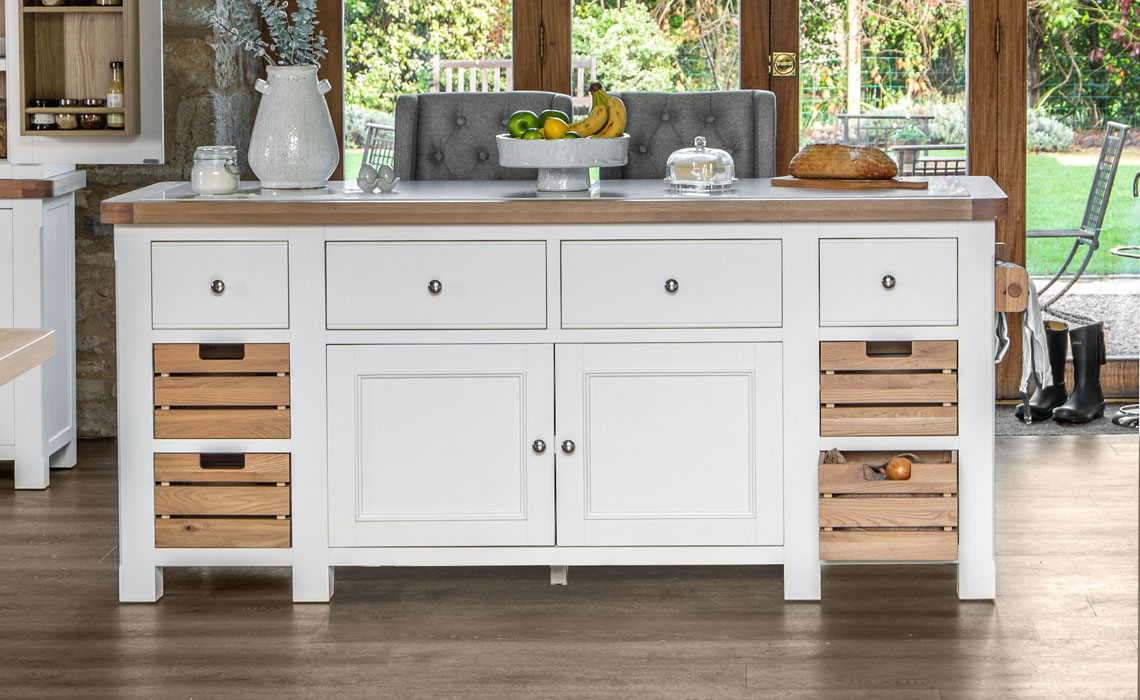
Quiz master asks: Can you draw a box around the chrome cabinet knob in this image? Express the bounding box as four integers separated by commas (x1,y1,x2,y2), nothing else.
428,279,443,295
532,439,547,454
881,274,896,290
664,278,679,294
560,439,576,454
210,279,225,295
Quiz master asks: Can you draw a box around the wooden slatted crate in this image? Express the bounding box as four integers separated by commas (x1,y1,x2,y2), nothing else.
818,449,958,561
154,452,291,549
820,340,958,437
153,344,290,439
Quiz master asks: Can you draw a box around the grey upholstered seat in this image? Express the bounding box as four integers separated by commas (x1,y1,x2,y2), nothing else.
394,91,574,181
603,90,777,179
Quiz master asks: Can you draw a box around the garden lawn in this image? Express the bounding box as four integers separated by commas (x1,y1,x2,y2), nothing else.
1027,152,1139,276
345,149,364,182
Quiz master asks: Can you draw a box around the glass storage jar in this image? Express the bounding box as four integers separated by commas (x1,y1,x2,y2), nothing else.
664,136,737,193
80,98,106,130
191,146,241,196
55,99,80,130
30,99,58,131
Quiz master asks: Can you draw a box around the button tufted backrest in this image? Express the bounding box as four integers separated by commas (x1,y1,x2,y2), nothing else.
394,91,575,181
601,90,777,180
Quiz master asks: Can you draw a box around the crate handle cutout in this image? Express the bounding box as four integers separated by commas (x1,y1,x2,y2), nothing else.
864,341,913,358
199,453,247,470
198,344,246,361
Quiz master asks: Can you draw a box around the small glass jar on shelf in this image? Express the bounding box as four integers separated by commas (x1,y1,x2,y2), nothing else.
80,98,106,130
29,99,58,131
55,99,80,130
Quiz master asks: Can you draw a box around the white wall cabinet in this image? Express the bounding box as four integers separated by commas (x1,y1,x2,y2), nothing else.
555,343,783,547
327,344,555,547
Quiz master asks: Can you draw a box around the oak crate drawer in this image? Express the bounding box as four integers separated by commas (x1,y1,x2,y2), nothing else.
820,341,958,437
151,242,289,329
325,241,547,329
818,449,958,562
155,518,291,549
820,531,957,561
561,240,782,328
819,238,957,326
153,344,290,440
155,453,290,484
154,484,291,516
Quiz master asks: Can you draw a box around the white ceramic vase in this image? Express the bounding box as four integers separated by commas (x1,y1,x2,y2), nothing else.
248,65,340,189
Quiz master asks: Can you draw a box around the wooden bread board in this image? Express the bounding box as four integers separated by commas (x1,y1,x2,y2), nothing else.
772,176,929,190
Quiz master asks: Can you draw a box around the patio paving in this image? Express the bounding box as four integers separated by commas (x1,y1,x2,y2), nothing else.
1039,276,1139,357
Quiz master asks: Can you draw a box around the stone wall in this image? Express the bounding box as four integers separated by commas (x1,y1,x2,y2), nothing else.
75,0,260,436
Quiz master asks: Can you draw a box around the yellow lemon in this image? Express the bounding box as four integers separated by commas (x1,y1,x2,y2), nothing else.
543,117,569,140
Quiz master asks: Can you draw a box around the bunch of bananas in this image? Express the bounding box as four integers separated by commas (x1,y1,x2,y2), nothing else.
504,83,627,141
567,83,627,138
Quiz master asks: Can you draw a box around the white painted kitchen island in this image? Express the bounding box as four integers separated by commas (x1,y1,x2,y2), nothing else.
104,177,1007,603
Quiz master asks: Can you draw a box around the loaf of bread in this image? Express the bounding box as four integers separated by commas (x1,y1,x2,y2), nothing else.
788,144,898,180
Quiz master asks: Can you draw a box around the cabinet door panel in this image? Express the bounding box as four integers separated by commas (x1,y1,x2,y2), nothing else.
556,343,783,546
328,344,554,547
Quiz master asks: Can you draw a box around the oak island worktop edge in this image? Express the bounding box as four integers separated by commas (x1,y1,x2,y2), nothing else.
100,177,1008,226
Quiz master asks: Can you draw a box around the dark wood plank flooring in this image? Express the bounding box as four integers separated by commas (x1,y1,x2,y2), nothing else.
0,436,1136,699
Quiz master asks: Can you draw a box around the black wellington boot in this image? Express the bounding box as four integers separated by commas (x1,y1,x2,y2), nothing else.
1015,320,1070,421
1052,322,1107,424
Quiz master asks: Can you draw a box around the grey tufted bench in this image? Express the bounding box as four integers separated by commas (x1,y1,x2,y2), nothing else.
394,90,776,182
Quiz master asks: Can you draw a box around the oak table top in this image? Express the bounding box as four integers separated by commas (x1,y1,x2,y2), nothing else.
101,176,1007,226
0,328,54,387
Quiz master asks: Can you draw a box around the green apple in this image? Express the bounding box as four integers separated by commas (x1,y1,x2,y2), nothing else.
521,128,545,140
538,109,571,127
562,131,582,139
507,110,541,138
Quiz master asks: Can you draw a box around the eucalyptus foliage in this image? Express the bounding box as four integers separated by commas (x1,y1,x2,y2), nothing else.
198,0,329,68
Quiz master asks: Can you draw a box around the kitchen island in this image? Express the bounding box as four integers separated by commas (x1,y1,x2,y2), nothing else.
103,177,1006,603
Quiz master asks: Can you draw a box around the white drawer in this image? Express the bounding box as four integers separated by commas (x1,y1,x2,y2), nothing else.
325,241,547,329
560,240,782,328
151,242,289,329
819,238,957,326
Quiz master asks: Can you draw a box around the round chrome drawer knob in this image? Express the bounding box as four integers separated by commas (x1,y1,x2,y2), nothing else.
210,279,225,295
664,278,680,294
881,274,897,290
532,439,547,454
428,279,443,295
561,439,576,454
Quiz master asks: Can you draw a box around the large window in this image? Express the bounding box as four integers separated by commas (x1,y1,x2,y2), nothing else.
343,0,514,179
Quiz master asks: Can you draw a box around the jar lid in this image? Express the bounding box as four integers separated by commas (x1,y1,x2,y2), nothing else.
30,99,59,108
82,98,106,107
58,99,80,107
194,145,238,159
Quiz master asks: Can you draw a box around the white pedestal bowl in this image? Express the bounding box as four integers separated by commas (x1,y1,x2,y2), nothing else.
497,134,629,191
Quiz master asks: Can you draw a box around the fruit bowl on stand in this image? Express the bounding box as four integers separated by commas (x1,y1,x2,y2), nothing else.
497,134,629,192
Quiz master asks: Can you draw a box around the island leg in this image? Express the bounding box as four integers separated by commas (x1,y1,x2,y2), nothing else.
12,370,49,490
957,223,997,600
782,224,822,601
550,565,569,585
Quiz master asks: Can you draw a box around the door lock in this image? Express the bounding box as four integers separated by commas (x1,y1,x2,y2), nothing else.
771,52,798,77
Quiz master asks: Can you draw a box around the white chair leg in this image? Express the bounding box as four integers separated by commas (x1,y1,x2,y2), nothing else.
550,565,568,586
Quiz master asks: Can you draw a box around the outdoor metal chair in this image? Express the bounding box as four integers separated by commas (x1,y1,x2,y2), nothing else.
361,123,395,170
1028,121,1129,309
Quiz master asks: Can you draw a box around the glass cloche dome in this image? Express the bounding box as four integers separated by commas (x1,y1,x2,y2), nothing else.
665,136,737,193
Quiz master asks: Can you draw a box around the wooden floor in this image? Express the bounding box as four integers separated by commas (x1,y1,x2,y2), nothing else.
0,436,1136,699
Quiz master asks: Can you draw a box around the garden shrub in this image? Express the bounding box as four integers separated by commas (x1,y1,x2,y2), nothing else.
1027,109,1075,152
928,100,966,145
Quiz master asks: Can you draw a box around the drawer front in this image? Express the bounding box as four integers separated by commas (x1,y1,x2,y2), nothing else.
561,240,782,328
155,518,291,549
820,530,957,561
155,453,291,484
819,239,957,326
154,485,291,516
154,343,289,374
154,408,290,439
151,242,289,329
325,241,547,329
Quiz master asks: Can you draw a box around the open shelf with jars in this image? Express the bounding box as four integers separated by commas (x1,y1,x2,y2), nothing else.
17,0,137,136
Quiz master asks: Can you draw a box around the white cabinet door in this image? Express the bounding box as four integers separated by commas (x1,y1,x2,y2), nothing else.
555,343,783,546
328,344,555,547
